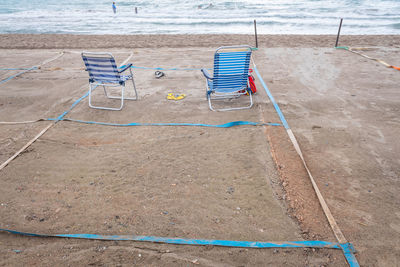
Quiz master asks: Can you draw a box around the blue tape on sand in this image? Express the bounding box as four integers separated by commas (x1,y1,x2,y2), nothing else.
339,243,360,267
49,118,281,128
55,91,90,121
50,88,281,128
0,228,360,265
0,228,340,249
253,65,290,129
0,68,35,70
252,65,360,267
119,65,212,71
0,67,38,85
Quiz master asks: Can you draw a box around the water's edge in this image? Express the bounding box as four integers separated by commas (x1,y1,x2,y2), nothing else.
0,34,399,49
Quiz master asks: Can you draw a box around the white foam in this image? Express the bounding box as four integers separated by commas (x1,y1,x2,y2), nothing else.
0,0,399,34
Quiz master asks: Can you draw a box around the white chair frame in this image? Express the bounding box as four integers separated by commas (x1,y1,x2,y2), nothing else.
82,52,138,111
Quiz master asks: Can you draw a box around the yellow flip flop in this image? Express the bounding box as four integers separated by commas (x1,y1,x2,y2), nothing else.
167,93,186,100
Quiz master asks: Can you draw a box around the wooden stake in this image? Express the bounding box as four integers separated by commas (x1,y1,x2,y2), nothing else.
335,18,343,47
0,123,55,171
254,19,258,48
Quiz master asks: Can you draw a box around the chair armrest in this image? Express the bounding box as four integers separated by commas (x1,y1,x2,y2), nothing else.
201,68,213,80
118,63,133,73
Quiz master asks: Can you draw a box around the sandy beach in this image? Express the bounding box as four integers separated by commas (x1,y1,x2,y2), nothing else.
0,34,399,266
1,34,400,49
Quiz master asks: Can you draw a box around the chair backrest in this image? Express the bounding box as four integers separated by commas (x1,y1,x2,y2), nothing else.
212,45,252,93
81,52,121,84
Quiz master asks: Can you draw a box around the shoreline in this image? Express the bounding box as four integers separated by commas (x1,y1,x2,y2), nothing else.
1,34,399,49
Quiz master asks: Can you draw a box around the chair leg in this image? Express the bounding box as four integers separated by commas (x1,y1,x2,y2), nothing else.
103,75,137,101
208,94,216,111
88,83,124,111
247,91,254,109
103,85,108,97
205,78,253,111
208,91,253,112
124,68,138,100
88,83,95,109
88,71,137,110
103,85,121,100
205,79,210,100
119,86,124,110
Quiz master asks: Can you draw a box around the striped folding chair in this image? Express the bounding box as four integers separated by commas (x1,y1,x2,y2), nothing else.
201,45,253,111
81,52,138,111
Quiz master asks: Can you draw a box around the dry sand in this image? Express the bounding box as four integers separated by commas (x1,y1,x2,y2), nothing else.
0,34,399,266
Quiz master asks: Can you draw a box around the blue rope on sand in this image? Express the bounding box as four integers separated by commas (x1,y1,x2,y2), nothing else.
0,67,38,85
0,228,352,250
1,64,358,266
48,118,281,128
55,91,90,121
0,68,35,70
119,65,212,71
252,64,359,267
253,65,289,129
49,88,281,128
0,228,358,267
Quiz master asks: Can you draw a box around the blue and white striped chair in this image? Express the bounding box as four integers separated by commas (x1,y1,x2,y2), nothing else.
201,45,253,111
81,52,138,111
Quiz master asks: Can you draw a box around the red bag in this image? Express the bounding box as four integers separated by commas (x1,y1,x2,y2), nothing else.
248,69,257,94
239,69,257,95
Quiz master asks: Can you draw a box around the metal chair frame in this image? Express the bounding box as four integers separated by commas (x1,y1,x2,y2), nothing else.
82,52,138,111
201,45,253,111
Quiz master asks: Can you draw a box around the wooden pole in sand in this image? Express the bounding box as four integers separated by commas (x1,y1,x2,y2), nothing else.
335,18,343,47
0,123,55,171
254,19,258,48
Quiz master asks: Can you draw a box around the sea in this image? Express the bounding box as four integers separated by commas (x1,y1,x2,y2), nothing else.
0,0,399,35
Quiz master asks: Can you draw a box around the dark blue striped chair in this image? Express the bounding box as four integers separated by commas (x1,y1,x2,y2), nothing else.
82,52,138,110
201,45,253,111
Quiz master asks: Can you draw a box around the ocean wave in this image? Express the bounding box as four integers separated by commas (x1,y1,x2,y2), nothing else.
0,0,399,34
391,23,400,29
